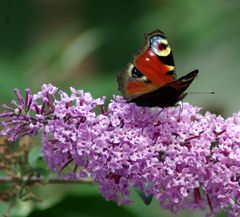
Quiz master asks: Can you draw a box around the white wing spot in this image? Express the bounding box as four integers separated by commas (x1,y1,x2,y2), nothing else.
149,51,155,56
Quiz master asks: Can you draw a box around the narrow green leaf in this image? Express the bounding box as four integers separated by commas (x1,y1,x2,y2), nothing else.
135,188,153,205
28,146,43,168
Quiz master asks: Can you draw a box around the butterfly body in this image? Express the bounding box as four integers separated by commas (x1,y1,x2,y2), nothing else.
117,30,198,107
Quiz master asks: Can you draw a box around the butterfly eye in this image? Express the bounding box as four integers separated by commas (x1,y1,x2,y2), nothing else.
131,67,143,78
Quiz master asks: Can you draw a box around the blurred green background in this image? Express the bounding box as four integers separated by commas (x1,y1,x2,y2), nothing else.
0,0,239,216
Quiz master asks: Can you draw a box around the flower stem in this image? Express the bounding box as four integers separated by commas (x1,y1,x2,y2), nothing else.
0,176,92,184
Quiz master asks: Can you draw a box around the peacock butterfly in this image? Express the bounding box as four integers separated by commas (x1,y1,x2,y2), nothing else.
117,30,198,107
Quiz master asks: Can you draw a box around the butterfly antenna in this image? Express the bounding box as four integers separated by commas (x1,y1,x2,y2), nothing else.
187,91,215,94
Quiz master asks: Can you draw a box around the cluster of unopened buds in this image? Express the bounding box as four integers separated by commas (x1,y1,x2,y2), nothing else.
1,84,240,217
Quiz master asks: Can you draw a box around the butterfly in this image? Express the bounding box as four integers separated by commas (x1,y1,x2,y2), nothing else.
117,30,198,107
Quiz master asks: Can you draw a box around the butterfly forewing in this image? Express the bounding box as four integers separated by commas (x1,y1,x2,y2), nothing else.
117,30,198,107
117,30,176,100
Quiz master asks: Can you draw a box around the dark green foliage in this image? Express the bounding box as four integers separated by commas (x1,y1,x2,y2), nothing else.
27,195,137,217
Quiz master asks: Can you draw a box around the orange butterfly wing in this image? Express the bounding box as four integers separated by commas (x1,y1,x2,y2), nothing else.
134,48,174,87
118,30,176,100
117,30,198,107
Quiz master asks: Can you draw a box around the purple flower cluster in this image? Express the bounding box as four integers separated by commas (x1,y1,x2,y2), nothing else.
1,84,240,217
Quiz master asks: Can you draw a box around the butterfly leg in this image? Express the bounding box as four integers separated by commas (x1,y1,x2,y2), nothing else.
177,101,184,122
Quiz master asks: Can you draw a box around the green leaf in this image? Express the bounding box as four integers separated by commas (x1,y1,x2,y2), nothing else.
135,188,153,206
28,146,43,168
216,212,227,217
26,194,138,217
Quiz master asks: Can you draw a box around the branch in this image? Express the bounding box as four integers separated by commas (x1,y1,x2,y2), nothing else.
0,176,92,184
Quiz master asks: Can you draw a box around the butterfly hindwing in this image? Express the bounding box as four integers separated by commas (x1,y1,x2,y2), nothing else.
129,70,198,107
